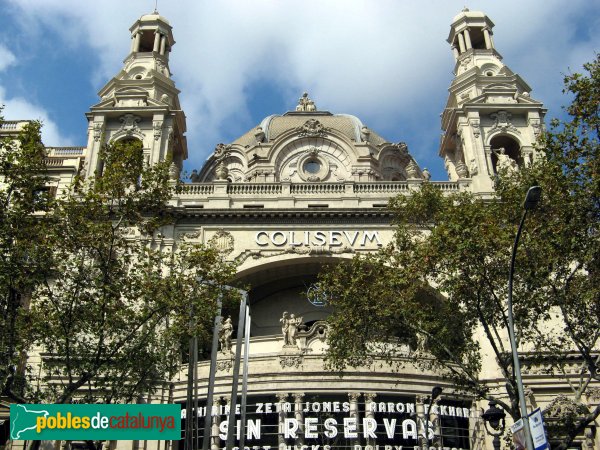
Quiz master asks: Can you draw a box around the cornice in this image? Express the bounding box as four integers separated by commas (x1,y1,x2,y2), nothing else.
174,207,394,225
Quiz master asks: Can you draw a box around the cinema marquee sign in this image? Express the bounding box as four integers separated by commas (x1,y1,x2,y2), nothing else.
255,230,383,247
184,399,470,450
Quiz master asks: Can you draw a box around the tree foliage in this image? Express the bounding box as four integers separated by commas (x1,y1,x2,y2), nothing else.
1,134,239,406
0,118,54,400
313,56,599,448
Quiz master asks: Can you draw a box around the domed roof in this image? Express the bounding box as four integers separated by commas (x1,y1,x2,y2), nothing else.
231,112,387,148
195,92,424,184
139,11,170,25
452,7,486,23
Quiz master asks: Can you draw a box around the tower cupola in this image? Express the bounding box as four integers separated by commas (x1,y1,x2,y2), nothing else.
439,9,546,196
129,11,174,60
448,8,497,60
84,10,188,180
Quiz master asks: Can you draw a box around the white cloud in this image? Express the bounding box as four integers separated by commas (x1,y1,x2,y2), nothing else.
4,0,599,176
0,44,17,72
0,87,73,147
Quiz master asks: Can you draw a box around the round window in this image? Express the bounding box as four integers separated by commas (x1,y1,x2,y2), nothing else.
304,160,321,174
307,284,327,307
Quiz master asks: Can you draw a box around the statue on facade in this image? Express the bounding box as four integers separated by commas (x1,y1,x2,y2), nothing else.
416,330,429,354
422,168,431,181
219,316,233,353
296,92,317,112
280,311,303,347
189,169,201,182
493,147,518,173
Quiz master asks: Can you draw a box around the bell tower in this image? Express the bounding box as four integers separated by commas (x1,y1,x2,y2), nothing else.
84,10,188,179
439,8,546,194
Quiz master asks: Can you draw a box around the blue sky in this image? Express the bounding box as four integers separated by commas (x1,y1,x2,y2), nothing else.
0,0,598,180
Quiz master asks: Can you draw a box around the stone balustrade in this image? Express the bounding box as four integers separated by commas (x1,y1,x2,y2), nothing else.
0,121,21,130
177,181,463,208
46,146,86,156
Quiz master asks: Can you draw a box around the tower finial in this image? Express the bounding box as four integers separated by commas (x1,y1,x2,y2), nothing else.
154,0,159,13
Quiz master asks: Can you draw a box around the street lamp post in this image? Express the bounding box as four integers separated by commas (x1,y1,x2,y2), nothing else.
506,186,541,450
481,401,506,450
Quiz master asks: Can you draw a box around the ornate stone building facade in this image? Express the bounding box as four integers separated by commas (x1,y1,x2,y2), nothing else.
2,7,598,450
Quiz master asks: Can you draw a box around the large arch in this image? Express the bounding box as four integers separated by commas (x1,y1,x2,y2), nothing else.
233,256,344,336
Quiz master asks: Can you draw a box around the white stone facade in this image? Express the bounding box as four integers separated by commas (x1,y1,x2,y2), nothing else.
2,8,598,450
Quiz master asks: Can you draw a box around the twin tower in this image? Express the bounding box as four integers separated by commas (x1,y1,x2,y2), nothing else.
84,8,546,195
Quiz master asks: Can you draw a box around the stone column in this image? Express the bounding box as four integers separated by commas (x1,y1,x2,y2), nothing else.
130,34,136,53
277,393,290,449
464,29,472,50
133,32,141,52
483,27,492,49
153,32,161,52
430,398,441,447
212,397,223,450
293,393,305,445
415,395,426,450
451,45,460,60
457,32,466,53
364,393,377,446
485,148,494,176
488,31,495,49
160,35,167,55
348,392,361,446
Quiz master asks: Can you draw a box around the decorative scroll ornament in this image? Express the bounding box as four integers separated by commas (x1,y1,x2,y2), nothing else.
212,143,232,180
459,55,472,74
254,126,265,143
490,110,520,134
213,143,231,159
469,159,478,176
209,229,235,254
153,120,162,141
216,357,233,372
361,126,371,142
455,161,469,178
544,395,588,421
528,118,542,137
215,162,228,180
543,394,590,439
179,231,200,240
395,142,409,153
93,123,103,142
405,160,420,179
279,355,303,368
118,114,141,136
297,119,327,137
470,119,481,138
168,162,179,180
295,92,317,112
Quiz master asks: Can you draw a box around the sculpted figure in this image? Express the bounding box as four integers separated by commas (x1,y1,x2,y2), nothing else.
189,169,200,182
219,316,233,353
493,147,518,173
280,311,303,347
416,330,429,354
296,93,309,111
